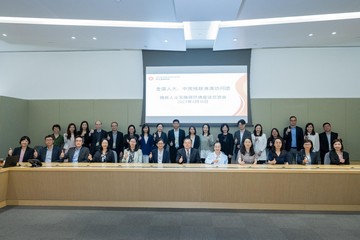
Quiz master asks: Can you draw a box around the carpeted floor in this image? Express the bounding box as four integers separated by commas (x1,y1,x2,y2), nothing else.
0,206,359,240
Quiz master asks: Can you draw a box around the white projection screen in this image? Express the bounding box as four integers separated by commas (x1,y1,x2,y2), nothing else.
145,65,248,124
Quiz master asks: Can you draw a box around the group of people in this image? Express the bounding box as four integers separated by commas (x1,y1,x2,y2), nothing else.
6,116,350,165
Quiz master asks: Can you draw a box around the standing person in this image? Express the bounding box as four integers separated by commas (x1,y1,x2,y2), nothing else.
199,124,215,163
34,135,62,163
123,124,140,150
7,136,34,163
51,124,64,148
89,120,108,155
319,122,339,164
122,137,143,163
329,139,349,165
205,142,228,165
107,121,124,159
176,138,200,164
60,136,90,163
283,116,304,164
153,123,167,146
267,137,289,165
139,124,154,163
89,138,115,163
217,123,234,164
233,119,251,160
266,128,282,151
149,138,170,164
63,123,77,153
167,119,185,163
304,123,320,153
297,139,319,165
77,121,91,149
237,138,257,165
251,124,267,164
186,126,200,150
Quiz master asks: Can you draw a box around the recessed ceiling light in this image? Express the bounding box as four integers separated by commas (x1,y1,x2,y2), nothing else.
308,33,314,37
233,38,238,42
332,32,337,35
92,37,97,40
164,39,168,43
2,33,7,37
71,36,76,39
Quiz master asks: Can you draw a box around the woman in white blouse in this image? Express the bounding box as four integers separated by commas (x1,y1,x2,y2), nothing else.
63,123,77,153
304,123,320,153
122,137,143,163
251,124,267,164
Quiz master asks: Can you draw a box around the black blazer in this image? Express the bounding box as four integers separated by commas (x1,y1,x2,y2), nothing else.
296,150,319,165
61,147,90,162
234,129,252,150
329,150,350,165
11,147,34,162
176,148,200,164
76,130,91,148
185,135,200,149
38,146,61,162
168,129,186,149
90,130,108,154
153,132,167,146
108,131,124,155
92,150,116,163
217,133,234,156
283,126,304,151
123,133,140,149
150,148,170,163
319,131,338,156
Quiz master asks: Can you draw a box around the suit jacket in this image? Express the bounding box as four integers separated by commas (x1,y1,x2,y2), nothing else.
329,150,350,165
296,150,319,165
217,133,234,156
123,133,140,149
11,147,34,162
139,134,154,155
90,129,108,154
319,131,338,156
38,146,61,162
167,129,186,149
61,146,90,162
283,126,304,151
150,148,170,163
153,132,167,146
186,135,200,149
108,131,124,155
176,148,200,164
234,129,252,151
92,150,115,163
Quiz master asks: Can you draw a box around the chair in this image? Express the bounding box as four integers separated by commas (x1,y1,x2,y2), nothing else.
324,152,330,165
112,150,118,163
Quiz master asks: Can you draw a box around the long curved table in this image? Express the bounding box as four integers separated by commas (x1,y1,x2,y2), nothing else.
1,163,360,211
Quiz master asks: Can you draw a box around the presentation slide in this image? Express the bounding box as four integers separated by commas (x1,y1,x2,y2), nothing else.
145,66,248,124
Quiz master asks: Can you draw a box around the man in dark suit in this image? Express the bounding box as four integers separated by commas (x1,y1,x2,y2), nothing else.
176,138,200,164
107,121,124,159
60,136,90,162
233,119,252,159
149,139,170,163
167,119,186,163
319,122,339,164
283,116,304,164
89,120,108,155
34,135,62,162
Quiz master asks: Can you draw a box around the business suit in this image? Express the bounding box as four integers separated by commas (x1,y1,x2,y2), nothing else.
153,132,167,146
167,128,186,163
11,147,34,162
92,150,115,163
176,148,200,164
296,150,319,165
283,126,304,151
319,131,338,164
185,135,200,149
329,150,350,165
234,129,252,152
38,146,62,162
61,146,90,162
123,133,140,149
108,130,124,157
90,129,108,154
149,148,170,163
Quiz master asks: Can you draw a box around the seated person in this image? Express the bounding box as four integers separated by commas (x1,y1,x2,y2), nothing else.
205,141,228,165
329,139,350,165
237,138,257,165
122,137,142,163
89,138,115,163
267,137,289,165
176,138,201,164
34,135,62,163
60,136,90,163
8,136,34,163
297,139,319,165
149,138,170,163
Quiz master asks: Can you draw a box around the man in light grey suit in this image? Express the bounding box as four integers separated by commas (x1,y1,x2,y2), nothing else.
60,136,90,163
233,119,252,160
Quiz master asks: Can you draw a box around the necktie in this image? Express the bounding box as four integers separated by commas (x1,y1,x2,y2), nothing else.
186,149,190,163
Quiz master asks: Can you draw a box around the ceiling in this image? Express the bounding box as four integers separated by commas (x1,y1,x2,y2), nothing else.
0,0,360,52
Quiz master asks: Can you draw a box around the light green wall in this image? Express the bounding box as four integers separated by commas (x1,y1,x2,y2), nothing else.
1,97,359,161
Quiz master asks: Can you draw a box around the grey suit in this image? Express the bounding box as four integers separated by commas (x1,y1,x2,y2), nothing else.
61,147,90,162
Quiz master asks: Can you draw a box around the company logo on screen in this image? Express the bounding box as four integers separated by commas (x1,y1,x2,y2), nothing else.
148,76,154,81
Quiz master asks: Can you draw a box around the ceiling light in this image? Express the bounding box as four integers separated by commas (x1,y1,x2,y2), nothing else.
332,32,337,35
184,21,220,40
2,33,7,37
71,36,76,39
92,37,97,40
308,33,314,37
233,38,238,42
164,39,168,43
